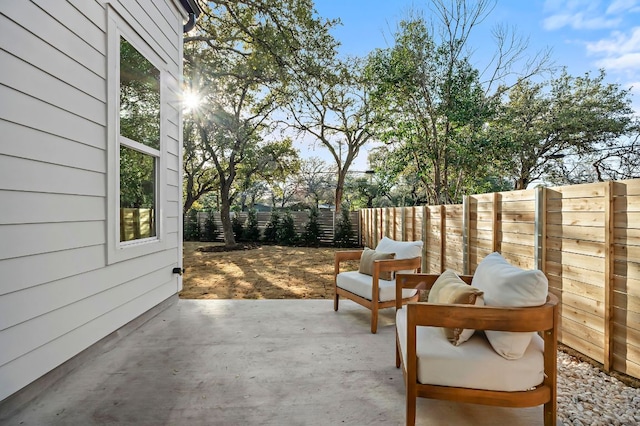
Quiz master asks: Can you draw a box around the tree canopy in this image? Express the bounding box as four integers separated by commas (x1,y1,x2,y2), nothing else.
181,0,640,238
183,0,337,245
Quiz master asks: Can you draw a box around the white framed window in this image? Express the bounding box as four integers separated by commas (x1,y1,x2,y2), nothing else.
107,7,168,264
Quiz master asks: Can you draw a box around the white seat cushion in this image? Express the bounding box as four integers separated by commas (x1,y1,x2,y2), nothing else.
396,308,544,392
337,271,417,302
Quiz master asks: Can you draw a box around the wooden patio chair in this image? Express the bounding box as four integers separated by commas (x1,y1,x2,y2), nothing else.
334,237,422,333
394,257,558,425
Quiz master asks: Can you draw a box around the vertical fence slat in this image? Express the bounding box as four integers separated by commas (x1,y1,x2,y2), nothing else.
422,205,428,273
463,195,469,275
535,186,546,272
492,192,499,253
440,205,446,273
604,181,614,372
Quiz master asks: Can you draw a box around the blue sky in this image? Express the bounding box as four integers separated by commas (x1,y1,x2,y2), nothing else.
308,0,640,170
313,0,640,92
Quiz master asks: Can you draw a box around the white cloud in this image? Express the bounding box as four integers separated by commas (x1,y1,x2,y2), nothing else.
606,0,640,15
586,27,640,55
542,0,638,30
594,52,640,72
543,12,620,30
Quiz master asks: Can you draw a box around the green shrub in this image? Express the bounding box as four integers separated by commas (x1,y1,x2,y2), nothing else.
202,211,219,241
333,208,356,247
277,210,298,245
301,207,322,247
184,209,200,241
232,214,244,242
263,210,280,243
243,209,261,242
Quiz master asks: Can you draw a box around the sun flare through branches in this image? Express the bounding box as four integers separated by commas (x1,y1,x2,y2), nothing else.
182,89,202,113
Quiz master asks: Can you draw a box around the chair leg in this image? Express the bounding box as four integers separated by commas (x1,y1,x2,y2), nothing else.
406,382,416,426
370,305,378,334
544,400,556,426
395,339,401,368
334,293,339,311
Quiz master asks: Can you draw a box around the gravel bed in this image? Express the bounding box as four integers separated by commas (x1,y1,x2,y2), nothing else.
558,351,640,425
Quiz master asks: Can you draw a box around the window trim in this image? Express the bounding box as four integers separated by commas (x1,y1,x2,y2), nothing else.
107,6,168,264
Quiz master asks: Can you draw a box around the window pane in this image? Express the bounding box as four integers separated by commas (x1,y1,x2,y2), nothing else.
119,37,160,150
120,146,156,241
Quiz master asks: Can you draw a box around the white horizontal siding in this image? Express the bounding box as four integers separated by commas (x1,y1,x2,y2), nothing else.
167,169,180,187
0,281,176,402
167,152,180,172
166,201,180,218
0,155,104,196
67,0,105,30
0,0,185,402
0,14,105,102
167,183,181,203
0,86,106,149
0,268,176,366
1,50,105,125
1,1,105,77
114,0,180,71
0,121,105,172
0,250,176,331
167,123,181,150
165,217,179,235
0,191,105,225
0,221,105,260
0,245,105,295
36,0,105,52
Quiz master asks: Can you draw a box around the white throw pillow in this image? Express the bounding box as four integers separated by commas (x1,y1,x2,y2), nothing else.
471,252,548,360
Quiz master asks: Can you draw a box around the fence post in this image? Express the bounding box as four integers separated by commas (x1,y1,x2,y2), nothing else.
422,205,428,273
357,210,362,246
492,192,499,253
463,195,470,275
384,208,389,238
534,186,547,272
604,181,615,372
401,207,406,241
373,209,378,247
440,205,446,272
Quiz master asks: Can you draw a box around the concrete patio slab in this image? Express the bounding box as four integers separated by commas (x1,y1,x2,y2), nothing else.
2,299,545,425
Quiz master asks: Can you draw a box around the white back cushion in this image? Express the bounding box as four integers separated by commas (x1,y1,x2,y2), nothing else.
375,237,422,276
471,252,548,360
375,237,422,260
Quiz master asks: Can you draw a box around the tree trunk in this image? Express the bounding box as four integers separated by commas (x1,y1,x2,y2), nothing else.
335,171,346,214
219,184,236,247
183,194,196,215
514,178,527,190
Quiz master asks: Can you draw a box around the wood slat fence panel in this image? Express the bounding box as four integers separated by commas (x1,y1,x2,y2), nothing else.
611,179,640,377
359,178,640,380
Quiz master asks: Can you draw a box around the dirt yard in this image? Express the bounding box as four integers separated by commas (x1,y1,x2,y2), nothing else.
180,242,359,299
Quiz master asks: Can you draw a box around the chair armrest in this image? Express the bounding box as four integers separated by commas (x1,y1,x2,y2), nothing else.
394,273,473,309
406,293,558,333
334,250,364,276
373,256,422,273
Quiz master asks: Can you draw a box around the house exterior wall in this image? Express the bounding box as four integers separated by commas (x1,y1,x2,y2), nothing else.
0,0,186,401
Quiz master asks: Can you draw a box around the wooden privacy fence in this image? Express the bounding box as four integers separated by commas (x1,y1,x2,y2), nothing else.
193,210,360,245
360,178,640,380
120,208,154,242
